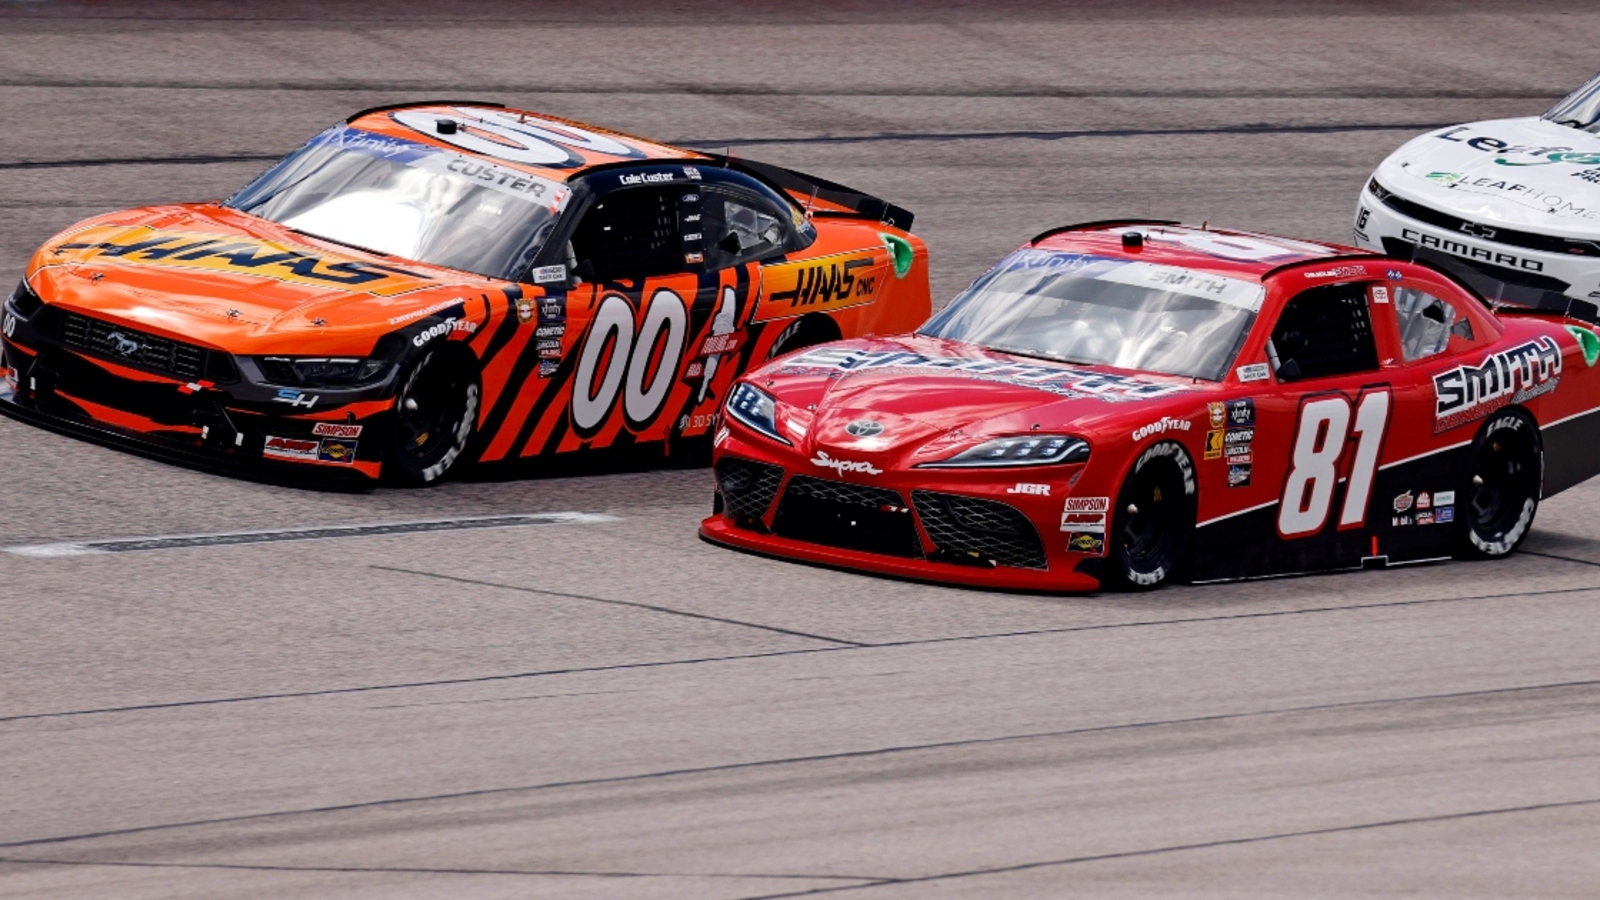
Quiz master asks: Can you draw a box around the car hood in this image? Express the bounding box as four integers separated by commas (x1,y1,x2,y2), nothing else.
26,204,497,348
1375,117,1600,237
762,336,1199,467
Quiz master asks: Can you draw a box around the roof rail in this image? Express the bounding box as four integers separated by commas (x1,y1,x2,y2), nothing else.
345,100,506,123
1029,219,1180,246
1259,252,1394,282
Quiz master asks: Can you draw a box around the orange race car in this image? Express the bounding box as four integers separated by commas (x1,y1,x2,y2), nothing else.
0,102,930,483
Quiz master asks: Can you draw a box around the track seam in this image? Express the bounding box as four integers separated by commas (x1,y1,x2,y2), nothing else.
4,580,1598,725
733,798,1600,899
3,676,1598,850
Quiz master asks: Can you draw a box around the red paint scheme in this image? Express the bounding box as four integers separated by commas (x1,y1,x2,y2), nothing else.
702,223,1600,591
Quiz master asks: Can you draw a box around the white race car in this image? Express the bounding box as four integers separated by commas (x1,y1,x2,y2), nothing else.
1354,71,1600,312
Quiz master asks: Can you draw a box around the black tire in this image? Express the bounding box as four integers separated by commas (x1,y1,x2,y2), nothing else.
385,350,479,485
1110,441,1198,589
766,314,841,361
1457,409,1541,558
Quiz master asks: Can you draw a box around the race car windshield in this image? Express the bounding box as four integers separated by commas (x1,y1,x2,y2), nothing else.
919,251,1264,381
1544,71,1600,133
225,126,571,280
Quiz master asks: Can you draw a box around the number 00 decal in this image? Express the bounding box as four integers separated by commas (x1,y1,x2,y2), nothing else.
572,289,688,433
1278,388,1392,537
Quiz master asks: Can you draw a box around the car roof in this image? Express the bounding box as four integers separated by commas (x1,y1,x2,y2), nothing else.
1027,221,1367,282
344,101,708,182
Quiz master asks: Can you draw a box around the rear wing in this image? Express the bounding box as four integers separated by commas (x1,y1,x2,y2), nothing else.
717,156,914,231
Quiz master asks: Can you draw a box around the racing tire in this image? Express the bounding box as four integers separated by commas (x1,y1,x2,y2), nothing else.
1110,441,1198,590
385,349,479,486
1457,409,1541,558
766,314,841,361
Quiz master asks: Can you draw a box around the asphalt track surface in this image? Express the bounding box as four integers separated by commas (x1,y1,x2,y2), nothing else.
3,2,1600,897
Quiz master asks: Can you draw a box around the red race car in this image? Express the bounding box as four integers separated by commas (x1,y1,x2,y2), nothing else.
702,221,1600,591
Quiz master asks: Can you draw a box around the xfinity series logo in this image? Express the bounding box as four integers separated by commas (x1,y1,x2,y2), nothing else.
1433,336,1561,433
810,451,882,476
1131,416,1191,441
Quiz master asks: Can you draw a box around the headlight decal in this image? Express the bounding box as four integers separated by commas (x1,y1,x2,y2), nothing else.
919,435,1090,468
725,382,790,445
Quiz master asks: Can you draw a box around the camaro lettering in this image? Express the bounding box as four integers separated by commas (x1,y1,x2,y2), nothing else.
810,451,882,476
1433,336,1561,432
1400,228,1544,272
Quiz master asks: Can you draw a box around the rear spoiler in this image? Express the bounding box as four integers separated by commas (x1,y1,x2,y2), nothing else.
715,156,914,231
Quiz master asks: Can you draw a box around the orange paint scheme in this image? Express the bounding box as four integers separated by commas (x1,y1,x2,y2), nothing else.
1,102,931,483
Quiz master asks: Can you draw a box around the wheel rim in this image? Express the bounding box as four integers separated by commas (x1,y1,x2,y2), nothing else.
1121,462,1183,565
1469,427,1538,541
395,353,469,465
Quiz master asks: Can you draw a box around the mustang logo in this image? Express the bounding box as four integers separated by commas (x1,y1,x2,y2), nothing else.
106,331,141,357
811,451,882,476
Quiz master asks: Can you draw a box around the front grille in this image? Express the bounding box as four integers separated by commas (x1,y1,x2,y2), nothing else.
62,313,204,379
1372,178,1600,258
715,457,785,523
912,490,1048,569
772,475,923,558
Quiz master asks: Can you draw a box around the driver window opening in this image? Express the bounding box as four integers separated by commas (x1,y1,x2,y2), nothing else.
1391,286,1464,361
569,187,686,282
702,187,789,271
1265,283,1379,382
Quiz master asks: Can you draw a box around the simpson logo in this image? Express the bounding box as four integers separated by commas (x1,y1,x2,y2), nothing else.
1006,483,1051,496
1433,336,1561,432
311,422,363,438
1060,496,1109,533
1304,265,1368,279
1131,416,1191,441
263,435,319,461
752,251,884,322
56,226,436,297
810,451,881,476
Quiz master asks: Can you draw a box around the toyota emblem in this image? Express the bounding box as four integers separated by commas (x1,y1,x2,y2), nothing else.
845,419,884,438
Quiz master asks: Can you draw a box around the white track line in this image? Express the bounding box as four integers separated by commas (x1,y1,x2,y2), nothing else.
3,512,620,558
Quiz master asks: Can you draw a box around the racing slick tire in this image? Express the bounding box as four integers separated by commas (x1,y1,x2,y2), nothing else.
766,314,841,361
385,348,479,486
1110,441,1198,590
1457,409,1542,559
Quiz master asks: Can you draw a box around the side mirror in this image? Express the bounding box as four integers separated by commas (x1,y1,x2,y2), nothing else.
1276,358,1302,381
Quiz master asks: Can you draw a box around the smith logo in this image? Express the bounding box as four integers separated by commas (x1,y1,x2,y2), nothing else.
1434,336,1561,432
53,226,435,297
752,250,884,323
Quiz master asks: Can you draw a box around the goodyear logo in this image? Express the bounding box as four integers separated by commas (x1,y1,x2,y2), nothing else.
53,226,435,297
752,249,885,323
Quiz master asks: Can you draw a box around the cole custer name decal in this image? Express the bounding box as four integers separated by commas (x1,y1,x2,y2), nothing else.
751,249,887,323
51,225,440,297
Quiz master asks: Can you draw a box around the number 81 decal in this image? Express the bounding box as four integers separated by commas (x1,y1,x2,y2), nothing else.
1278,387,1392,537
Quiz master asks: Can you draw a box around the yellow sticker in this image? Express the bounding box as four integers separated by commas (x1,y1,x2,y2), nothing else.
752,249,886,323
